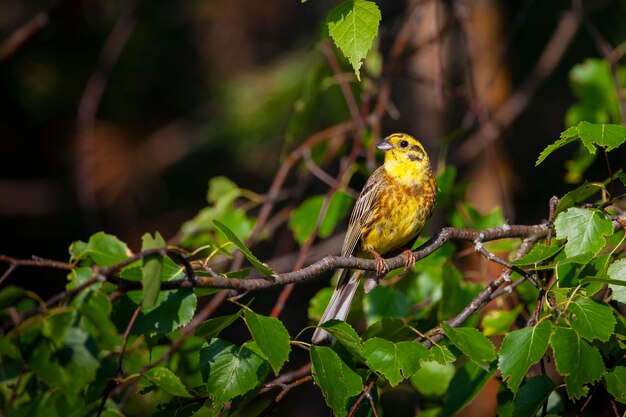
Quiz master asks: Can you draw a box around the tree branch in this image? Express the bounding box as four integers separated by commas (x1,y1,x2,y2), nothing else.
112,224,548,292
0,223,549,333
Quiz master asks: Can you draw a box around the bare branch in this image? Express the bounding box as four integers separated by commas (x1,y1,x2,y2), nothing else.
118,224,548,292
75,1,140,228
0,0,68,65
454,2,583,163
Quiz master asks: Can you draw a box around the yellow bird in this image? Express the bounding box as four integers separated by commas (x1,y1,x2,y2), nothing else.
312,133,437,344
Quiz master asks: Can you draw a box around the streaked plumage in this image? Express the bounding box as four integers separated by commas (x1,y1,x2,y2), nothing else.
311,133,437,344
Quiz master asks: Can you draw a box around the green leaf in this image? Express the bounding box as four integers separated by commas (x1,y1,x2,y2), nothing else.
326,0,381,80
311,345,363,417
224,269,251,279
199,339,268,409
555,252,595,286
363,318,415,342
319,191,353,238
363,286,410,326
319,320,363,358
442,360,497,417
207,176,239,206
496,384,515,417
550,326,604,399
568,298,615,342
498,321,551,392
41,311,73,345
536,128,579,166
512,376,556,417
179,197,254,250
69,239,88,263
83,232,130,266
481,306,523,337
289,195,324,244
308,287,333,321
608,259,626,303
510,244,563,267
78,290,120,348
554,207,613,257
577,121,626,154
0,285,27,310
554,181,606,216
579,252,612,295
362,338,428,386
441,323,496,370
449,204,506,230
243,309,291,375
143,367,192,398
438,263,465,320
567,58,620,126
604,366,626,403
430,344,456,365
194,312,242,339
20,327,99,395
435,165,459,207
141,232,166,310
340,357,363,399
213,220,275,277
111,289,197,337
410,361,455,396
152,400,202,417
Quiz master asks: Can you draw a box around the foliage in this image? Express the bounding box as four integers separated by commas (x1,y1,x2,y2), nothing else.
2,3,626,417
3,117,625,416
326,0,381,80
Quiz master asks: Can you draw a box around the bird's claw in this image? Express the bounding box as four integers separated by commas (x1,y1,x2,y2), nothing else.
370,250,389,277
402,249,416,271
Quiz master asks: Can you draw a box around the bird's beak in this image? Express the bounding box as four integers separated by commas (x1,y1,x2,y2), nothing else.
376,140,393,151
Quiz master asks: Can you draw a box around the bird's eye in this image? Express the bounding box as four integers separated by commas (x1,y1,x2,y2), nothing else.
400,140,409,148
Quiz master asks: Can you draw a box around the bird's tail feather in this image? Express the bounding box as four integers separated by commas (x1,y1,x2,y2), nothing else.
311,270,363,344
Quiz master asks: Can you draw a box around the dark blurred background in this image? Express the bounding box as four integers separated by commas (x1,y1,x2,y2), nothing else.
2,1,626,416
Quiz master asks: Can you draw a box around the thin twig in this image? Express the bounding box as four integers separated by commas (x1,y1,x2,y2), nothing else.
75,0,140,229
454,1,583,163
347,376,377,417
0,264,18,287
546,196,559,246
2,275,100,332
258,364,314,416
2,365,26,416
0,0,68,65
432,0,445,108
422,233,539,346
103,290,229,402
237,119,357,270
529,197,559,326
96,304,142,417
0,254,71,270
320,40,365,132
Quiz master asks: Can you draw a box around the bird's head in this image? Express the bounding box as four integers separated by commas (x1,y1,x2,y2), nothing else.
376,133,431,171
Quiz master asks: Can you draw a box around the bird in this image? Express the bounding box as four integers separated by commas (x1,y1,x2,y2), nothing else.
311,133,437,344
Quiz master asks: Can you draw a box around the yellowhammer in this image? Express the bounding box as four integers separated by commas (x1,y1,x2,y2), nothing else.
312,133,437,344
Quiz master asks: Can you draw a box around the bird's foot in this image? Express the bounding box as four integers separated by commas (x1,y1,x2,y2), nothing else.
402,248,416,271
369,250,389,277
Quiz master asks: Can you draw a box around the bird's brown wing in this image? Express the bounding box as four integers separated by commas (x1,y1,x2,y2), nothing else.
341,166,386,257
311,167,387,344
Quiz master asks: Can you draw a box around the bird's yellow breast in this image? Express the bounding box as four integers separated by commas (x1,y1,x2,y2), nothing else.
359,169,436,255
